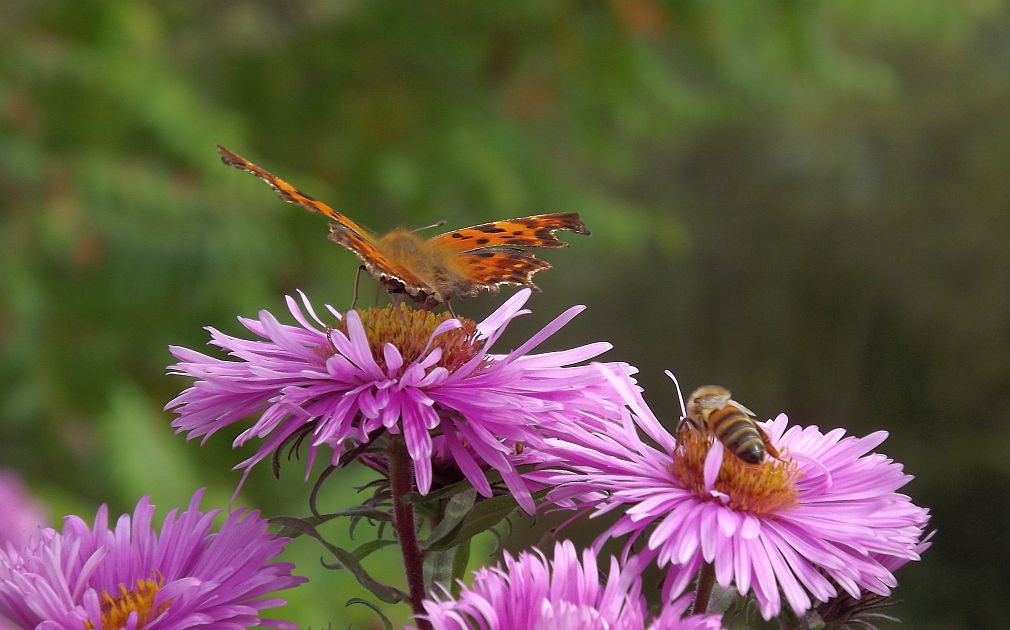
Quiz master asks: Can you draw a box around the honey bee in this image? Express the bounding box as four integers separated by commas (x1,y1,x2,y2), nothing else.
682,385,781,465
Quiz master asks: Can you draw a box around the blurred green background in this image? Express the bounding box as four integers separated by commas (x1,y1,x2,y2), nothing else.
2,1,1008,628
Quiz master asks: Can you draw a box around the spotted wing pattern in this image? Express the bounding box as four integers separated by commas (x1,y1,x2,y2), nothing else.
454,249,553,296
218,145,432,299
429,213,589,253
216,145,371,236
326,224,432,301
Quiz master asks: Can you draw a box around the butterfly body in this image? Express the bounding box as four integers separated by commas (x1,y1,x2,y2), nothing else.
373,228,474,302
218,145,588,307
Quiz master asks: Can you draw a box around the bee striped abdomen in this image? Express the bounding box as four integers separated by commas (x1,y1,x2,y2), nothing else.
711,406,765,464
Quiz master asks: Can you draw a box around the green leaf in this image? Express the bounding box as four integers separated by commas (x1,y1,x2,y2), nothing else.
268,517,406,604
450,537,472,596
325,545,406,604
425,488,550,552
271,514,338,540
352,539,396,561
402,465,537,505
345,598,393,630
270,506,391,540
332,506,393,521
422,489,476,550
424,537,471,594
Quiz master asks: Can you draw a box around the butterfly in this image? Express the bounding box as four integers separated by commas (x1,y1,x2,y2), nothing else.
217,145,589,308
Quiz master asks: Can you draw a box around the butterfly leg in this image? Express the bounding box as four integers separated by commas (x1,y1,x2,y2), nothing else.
349,265,366,310
445,301,457,318
390,293,410,324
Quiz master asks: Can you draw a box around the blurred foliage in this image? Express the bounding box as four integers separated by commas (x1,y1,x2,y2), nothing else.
2,1,1008,627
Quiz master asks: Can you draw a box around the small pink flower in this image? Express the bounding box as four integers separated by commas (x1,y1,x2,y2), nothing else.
420,540,724,629
0,471,45,549
0,490,304,629
546,368,930,620
167,289,626,513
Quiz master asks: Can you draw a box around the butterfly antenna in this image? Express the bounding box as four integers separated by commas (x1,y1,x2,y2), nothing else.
412,219,447,233
349,265,365,311
664,370,688,421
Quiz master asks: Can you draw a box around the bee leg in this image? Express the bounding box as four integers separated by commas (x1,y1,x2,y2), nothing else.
675,417,698,446
756,425,784,461
322,325,338,353
349,264,366,310
412,219,447,232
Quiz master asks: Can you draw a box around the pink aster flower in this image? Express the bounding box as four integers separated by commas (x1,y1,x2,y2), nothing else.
0,472,46,630
420,540,723,630
815,530,934,628
546,368,930,621
0,471,45,548
167,289,624,513
0,489,304,629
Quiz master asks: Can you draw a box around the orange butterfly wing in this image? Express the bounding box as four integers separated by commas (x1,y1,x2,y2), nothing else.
217,145,368,233
429,213,589,253
429,213,589,296
453,249,553,297
217,145,433,300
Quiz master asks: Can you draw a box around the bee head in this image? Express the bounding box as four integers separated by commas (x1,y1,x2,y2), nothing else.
686,385,732,424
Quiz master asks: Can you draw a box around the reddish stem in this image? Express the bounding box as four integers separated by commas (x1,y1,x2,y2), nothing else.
692,561,716,615
389,438,431,629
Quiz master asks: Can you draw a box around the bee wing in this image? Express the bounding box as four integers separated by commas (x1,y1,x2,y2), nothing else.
697,393,732,410
729,399,757,417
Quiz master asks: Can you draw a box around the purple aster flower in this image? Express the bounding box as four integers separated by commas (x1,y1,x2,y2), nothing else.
814,530,934,629
420,540,723,630
0,472,46,630
0,471,45,549
546,368,930,621
648,596,724,630
167,289,624,513
0,489,305,629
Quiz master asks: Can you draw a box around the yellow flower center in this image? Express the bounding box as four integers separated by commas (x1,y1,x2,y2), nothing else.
84,576,168,630
331,304,483,373
671,429,801,515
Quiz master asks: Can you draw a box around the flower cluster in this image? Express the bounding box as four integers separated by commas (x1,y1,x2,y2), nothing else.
421,540,724,630
167,289,627,513
2,278,933,629
545,367,931,620
0,490,304,629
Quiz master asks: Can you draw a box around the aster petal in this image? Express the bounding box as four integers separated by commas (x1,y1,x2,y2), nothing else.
383,343,404,374
284,293,322,335
596,364,677,453
475,288,532,338
502,305,585,363
337,310,384,378
703,439,724,492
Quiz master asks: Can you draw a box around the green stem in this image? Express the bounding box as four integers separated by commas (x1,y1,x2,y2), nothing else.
388,438,431,630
